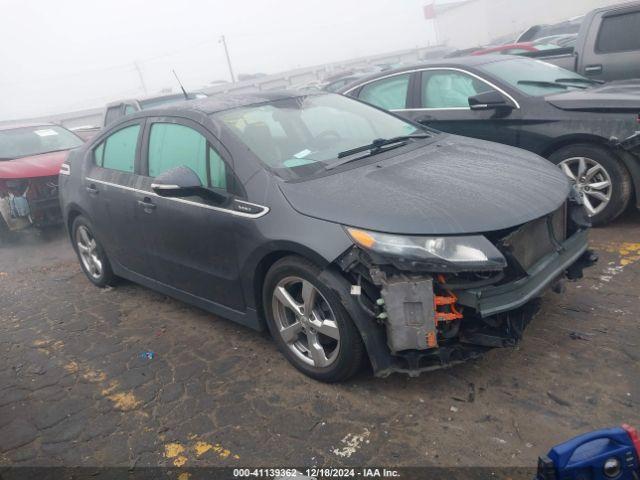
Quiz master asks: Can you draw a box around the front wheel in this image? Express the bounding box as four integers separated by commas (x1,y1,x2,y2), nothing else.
549,144,632,226
263,256,365,382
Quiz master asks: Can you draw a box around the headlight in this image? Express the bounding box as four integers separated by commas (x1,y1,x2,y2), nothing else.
345,227,506,271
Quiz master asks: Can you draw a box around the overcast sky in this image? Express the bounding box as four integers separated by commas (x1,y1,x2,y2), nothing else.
0,0,439,121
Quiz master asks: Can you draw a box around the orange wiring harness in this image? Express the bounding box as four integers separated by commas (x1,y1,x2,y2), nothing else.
434,274,464,324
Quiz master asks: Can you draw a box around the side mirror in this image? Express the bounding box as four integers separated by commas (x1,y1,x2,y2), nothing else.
151,165,203,197
468,90,513,111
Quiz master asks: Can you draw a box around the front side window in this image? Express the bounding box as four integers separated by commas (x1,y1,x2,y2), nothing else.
421,70,494,108
596,11,640,53
96,124,140,173
0,126,83,160
479,58,593,96
214,93,422,180
148,123,226,189
358,74,410,110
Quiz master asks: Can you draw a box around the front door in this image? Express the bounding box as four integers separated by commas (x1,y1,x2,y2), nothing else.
139,118,245,311
408,69,521,148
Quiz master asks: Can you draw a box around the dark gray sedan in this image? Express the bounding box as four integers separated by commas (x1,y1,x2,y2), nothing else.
59,91,595,382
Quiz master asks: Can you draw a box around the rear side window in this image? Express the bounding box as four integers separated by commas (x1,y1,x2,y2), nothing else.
357,74,410,110
95,124,140,173
596,11,640,53
148,123,226,189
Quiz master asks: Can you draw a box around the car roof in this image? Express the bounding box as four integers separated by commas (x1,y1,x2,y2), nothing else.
124,90,315,117
336,55,516,92
105,92,205,108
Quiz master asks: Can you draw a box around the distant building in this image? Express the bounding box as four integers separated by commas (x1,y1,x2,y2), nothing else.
434,0,623,47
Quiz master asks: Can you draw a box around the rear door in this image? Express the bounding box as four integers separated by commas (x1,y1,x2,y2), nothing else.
85,119,156,278
580,6,640,81
139,117,246,311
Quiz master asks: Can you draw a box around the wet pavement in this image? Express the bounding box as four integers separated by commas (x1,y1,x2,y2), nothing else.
0,211,639,468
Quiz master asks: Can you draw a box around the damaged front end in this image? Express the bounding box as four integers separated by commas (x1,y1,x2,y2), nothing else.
0,176,62,232
332,200,597,377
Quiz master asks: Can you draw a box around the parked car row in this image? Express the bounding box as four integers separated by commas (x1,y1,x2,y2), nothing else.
448,2,640,83
521,1,640,82
4,1,639,382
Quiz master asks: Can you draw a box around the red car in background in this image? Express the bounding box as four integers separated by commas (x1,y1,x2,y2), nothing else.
0,124,83,237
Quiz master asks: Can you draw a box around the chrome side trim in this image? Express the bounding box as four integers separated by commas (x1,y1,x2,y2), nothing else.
343,67,521,110
60,164,71,176
85,177,270,219
150,183,180,190
390,107,472,112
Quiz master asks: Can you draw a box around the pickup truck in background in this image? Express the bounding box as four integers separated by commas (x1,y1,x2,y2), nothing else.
520,1,640,82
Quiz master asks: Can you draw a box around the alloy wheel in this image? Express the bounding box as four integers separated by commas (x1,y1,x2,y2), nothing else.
558,156,612,216
271,276,340,368
76,225,103,280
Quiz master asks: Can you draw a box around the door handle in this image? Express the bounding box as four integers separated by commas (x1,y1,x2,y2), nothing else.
415,114,435,123
584,64,603,75
138,198,156,212
86,184,99,196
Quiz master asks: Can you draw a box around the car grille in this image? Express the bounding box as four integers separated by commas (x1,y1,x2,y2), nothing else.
500,203,567,272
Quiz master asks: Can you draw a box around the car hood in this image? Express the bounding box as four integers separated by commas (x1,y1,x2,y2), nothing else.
546,79,640,111
279,135,570,235
0,150,69,179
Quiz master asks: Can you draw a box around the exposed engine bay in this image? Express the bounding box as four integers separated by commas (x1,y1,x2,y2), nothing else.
0,176,62,232
333,199,597,377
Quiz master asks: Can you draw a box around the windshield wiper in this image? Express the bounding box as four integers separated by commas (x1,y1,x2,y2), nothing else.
555,77,604,85
517,80,569,89
336,134,430,160
517,80,588,90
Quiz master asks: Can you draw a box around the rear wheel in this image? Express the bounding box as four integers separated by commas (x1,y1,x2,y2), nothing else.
549,144,632,226
72,216,115,287
263,256,364,382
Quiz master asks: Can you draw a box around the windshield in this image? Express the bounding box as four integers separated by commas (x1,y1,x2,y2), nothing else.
214,93,423,179
0,125,83,159
479,58,594,96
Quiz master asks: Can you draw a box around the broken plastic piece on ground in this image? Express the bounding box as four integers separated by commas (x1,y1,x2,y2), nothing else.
139,351,155,360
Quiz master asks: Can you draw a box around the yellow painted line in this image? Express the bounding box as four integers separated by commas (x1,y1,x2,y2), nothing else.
163,438,240,467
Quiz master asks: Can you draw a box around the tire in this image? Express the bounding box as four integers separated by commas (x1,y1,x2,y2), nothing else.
263,255,365,382
548,143,632,226
71,215,115,287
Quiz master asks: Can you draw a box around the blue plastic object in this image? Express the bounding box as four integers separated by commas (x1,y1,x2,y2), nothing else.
537,427,640,480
